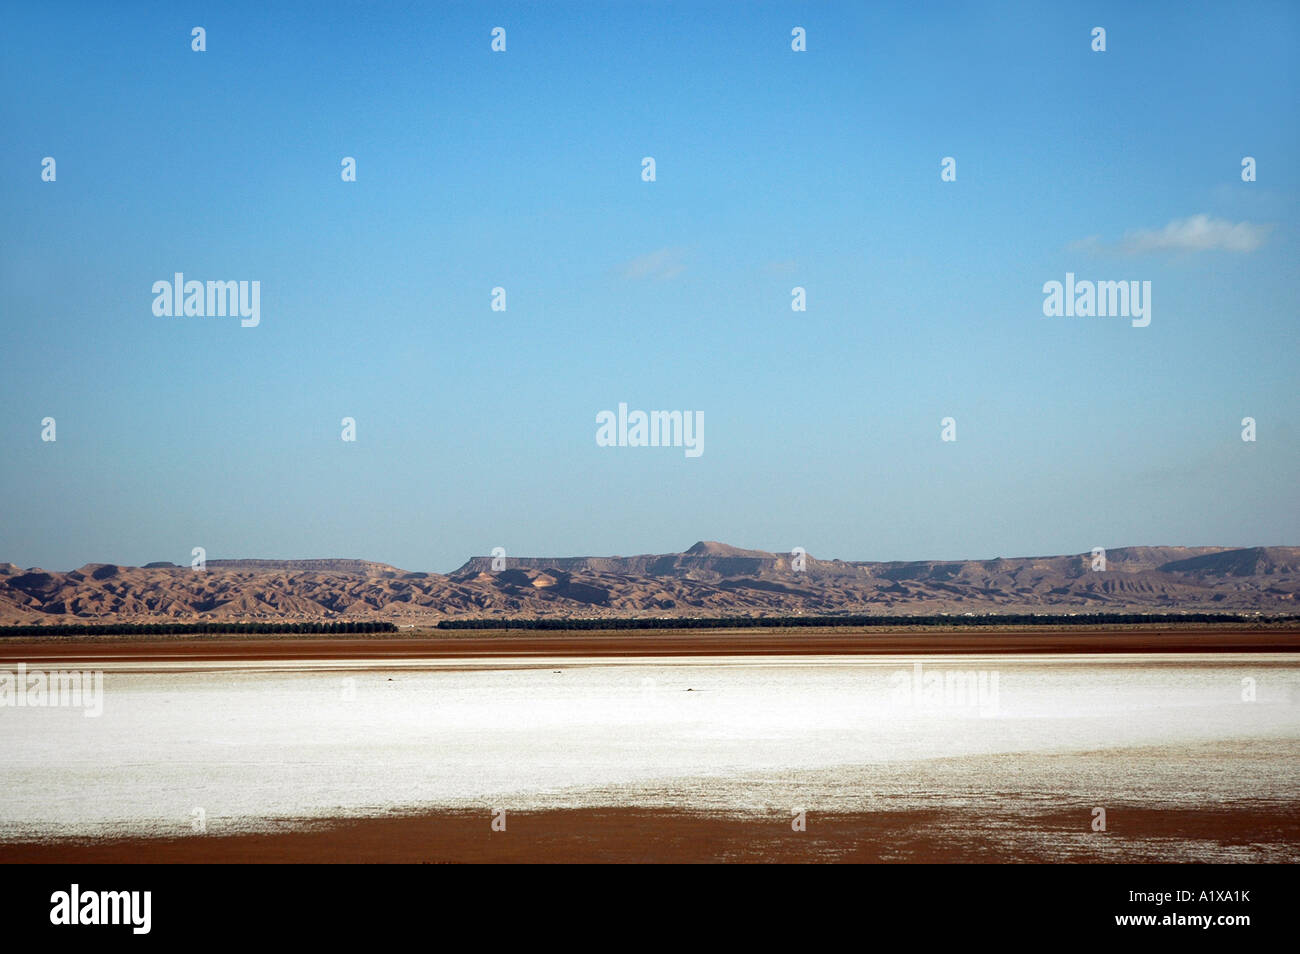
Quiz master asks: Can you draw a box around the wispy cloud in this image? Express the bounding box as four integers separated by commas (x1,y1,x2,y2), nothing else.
614,247,687,281
1071,214,1272,255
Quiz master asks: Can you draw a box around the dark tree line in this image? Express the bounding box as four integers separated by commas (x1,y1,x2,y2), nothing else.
436,612,1295,631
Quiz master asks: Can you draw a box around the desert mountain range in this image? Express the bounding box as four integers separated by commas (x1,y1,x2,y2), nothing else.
2,542,1297,625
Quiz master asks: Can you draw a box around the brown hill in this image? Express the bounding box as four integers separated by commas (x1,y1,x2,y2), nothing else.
1,544,1296,626
1158,547,1300,577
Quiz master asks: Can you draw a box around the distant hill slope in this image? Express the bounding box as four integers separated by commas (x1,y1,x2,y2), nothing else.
1,543,1296,624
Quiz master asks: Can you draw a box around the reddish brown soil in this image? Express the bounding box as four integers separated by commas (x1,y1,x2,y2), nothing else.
0,627,1295,665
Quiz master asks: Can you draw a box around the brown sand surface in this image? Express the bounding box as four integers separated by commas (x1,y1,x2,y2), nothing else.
0,626,1296,665
5,803,1297,864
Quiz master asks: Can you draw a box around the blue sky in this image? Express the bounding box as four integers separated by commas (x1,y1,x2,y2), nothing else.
2,1,1297,571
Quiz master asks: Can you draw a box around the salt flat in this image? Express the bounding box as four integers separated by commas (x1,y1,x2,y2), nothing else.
1,654,1296,842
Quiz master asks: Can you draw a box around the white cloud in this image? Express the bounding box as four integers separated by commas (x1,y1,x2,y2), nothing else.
1072,214,1272,255
615,247,687,280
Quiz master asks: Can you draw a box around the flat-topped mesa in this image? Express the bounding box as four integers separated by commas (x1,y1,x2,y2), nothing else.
452,553,664,576
453,541,786,578
1158,546,1300,577
451,543,1300,587
453,542,856,580
676,542,798,578
201,559,399,576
